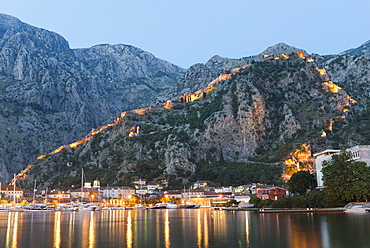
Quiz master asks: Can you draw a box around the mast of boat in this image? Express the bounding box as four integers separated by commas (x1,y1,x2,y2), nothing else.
13,174,16,205
32,179,37,203
81,168,84,202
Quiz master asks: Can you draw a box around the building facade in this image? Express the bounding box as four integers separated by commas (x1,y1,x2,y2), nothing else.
101,187,135,199
256,186,287,200
70,187,101,200
314,145,370,188
0,184,23,200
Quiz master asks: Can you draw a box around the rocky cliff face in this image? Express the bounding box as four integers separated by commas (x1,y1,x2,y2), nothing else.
321,48,370,147
0,14,185,182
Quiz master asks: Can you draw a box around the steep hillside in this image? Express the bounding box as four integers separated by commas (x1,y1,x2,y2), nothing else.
0,14,185,182
26,52,356,189
321,48,370,147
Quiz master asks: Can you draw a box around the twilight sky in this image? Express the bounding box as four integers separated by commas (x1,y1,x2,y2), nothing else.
1,0,369,68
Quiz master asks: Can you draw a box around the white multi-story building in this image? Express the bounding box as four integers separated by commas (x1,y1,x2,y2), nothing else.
314,145,370,188
0,184,23,199
214,186,233,194
101,187,135,199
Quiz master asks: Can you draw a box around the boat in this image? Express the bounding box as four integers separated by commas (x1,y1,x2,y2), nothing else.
149,203,167,209
8,207,24,212
112,207,125,210
133,204,147,210
344,202,370,213
179,202,200,209
78,203,102,211
21,203,55,211
56,204,79,211
166,202,179,209
187,202,200,209
179,204,195,209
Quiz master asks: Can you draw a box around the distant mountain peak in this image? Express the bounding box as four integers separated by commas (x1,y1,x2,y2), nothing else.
259,42,307,56
340,40,370,56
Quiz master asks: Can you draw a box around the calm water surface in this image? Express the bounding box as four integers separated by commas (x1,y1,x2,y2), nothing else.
0,209,369,248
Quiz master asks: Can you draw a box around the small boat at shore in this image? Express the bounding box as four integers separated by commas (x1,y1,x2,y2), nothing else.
344,202,370,213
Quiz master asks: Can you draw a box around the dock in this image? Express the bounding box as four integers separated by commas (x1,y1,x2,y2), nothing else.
258,208,345,213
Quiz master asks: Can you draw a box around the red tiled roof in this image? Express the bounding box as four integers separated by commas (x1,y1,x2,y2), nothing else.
0,185,22,191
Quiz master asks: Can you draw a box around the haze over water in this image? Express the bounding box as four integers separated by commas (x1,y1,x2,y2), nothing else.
1,209,369,248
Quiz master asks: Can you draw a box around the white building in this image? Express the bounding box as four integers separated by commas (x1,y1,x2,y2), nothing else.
132,179,147,186
47,189,70,200
193,181,209,189
314,145,370,188
70,187,101,200
0,184,23,199
214,186,233,194
101,187,135,199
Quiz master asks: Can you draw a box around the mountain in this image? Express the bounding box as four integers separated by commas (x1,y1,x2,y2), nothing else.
2,13,370,188
0,14,185,182
158,42,305,103
339,40,370,56
27,50,364,189
258,42,307,56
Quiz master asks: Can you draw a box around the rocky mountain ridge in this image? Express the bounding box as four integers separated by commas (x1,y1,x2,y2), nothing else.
1,13,369,188
0,13,185,182
27,50,366,189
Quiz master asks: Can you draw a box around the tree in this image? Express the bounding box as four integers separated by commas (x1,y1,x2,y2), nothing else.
287,171,316,196
322,150,370,202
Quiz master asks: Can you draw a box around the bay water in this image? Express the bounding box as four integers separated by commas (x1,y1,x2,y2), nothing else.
0,209,369,248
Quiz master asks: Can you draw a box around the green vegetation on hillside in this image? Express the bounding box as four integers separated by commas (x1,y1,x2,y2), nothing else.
194,161,282,187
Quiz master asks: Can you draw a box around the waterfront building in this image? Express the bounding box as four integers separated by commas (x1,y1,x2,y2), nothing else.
165,190,182,199
182,189,206,198
47,188,70,202
0,184,23,200
101,186,135,199
233,193,251,203
70,187,101,201
256,185,287,200
314,145,370,188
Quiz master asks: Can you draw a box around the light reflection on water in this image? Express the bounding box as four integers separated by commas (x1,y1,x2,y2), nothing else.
53,211,61,248
1,209,370,248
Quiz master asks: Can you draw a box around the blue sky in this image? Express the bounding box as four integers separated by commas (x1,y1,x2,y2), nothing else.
1,0,369,68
